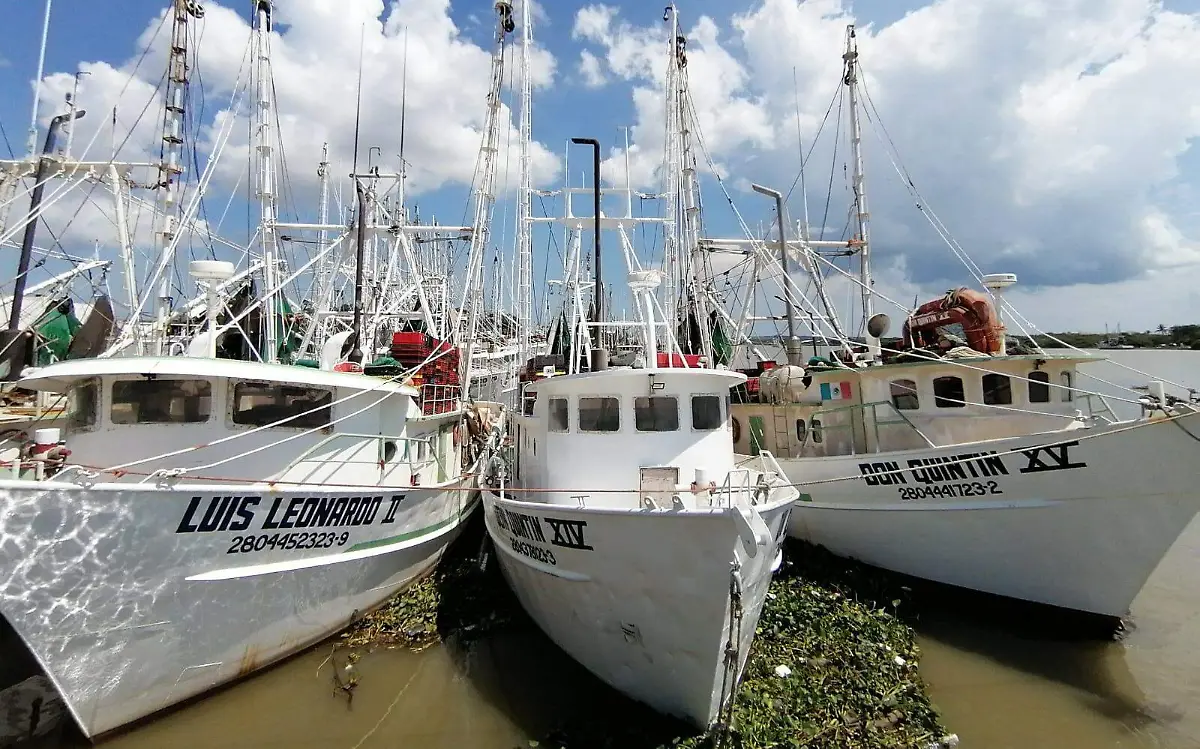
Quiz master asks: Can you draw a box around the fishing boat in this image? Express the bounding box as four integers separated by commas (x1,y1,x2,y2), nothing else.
0,343,494,738
487,271,796,728
697,27,1200,621
483,10,797,720
0,0,517,737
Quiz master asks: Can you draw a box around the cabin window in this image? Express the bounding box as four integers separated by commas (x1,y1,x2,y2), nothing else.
522,390,536,416
1060,371,1074,402
982,374,1012,406
548,398,569,432
1027,371,1050,403
635,396,679,432
231,382,333,429
889,379,919,410
810,418,824,444
932,376,965,408
111,379,212,424
795,419,807,442
691,395,722,430
578,396,620,432
67,379,98,429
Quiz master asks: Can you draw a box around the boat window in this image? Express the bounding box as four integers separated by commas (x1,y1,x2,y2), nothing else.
522,389,536,416
578,396,620,432
932,376,966,408
691,395,722,430
795,419,807,442
1060,371,1074,401
231,382,333,429
1028,371,1050,403
635,396,679,432
111,379,212,424
982,373,1012,406
811,418,824,444
548,397,569,432
890,379,919,410
67,378,98,429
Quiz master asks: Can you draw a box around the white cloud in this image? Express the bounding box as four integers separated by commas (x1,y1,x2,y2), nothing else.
578,49,607,88
573,0,1200,330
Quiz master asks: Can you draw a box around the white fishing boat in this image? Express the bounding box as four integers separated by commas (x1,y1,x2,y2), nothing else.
695,27,1200,620
0,0,520,737
487,360,795,728
483,16,797,716
0,350,495,738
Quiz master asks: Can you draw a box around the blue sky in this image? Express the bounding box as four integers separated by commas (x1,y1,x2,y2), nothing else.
6,0,1200,335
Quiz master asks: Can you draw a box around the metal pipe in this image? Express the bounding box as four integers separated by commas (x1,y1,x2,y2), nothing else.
350,181,366,364
10,110,85,332
571,136,607,370
752,182,802,366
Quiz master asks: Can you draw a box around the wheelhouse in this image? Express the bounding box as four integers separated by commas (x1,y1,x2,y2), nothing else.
732,355,1109,459
14,357,463,486
511,368,742,508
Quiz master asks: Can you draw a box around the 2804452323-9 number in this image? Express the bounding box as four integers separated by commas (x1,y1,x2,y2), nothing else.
897,481,1002,501
226,531,350,554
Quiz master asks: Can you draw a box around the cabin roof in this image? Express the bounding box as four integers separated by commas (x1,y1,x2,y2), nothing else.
529,366,745,394
16,356,420,396
803,352,1099,380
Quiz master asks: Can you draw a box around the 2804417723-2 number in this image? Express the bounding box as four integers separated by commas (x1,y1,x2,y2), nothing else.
226,531,350,554
897,480,1002,501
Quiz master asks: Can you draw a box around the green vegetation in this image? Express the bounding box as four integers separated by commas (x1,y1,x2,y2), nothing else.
339,522,952,749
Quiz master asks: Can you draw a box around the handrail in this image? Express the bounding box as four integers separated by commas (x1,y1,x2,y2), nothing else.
782,399,935,457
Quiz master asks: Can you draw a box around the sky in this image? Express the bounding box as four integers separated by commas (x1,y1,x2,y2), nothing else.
4,0,1200,336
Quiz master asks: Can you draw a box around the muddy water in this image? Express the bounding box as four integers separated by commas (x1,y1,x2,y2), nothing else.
912,349,1200,749
76,350,1200,748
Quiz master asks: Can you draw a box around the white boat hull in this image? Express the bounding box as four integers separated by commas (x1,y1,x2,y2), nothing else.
483,492,792,728
769,411,1200,617
0,477,479,738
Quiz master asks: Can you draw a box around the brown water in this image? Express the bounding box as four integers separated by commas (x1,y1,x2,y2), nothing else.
69,350,1200,748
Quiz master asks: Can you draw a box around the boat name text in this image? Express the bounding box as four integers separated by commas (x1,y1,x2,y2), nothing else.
175,494,404,535
858,451,1009,487
493,506,594,566
1019,441,1087,474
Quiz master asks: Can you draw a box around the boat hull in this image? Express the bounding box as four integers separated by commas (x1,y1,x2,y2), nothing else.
769,411,1200,617
482,492,792,728
0,477,479,738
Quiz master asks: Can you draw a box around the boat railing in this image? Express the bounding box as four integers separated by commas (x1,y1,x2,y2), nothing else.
710,452,790,508
1076,392,1118,423
282,430,448,482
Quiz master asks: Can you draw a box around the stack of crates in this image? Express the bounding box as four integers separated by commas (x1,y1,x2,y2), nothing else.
390,333,461,414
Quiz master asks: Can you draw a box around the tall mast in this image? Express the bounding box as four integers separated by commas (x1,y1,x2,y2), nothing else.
661,6,681,336
254,0,280,362
844,25,876,358
459,0,515,390
516,0,534,366
152,0,198,354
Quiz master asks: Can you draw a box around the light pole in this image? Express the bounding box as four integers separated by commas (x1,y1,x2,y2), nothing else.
570,136,607,371
751,183,803,366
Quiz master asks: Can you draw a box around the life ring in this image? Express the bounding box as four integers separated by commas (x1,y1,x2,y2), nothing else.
731,417,742,443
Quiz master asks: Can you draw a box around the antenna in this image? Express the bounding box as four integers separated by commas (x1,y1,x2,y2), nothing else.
351,20,366,177
399,26,409,184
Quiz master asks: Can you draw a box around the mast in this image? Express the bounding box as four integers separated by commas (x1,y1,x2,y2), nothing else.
152,0,199,354
516,0,534,366
459,0,515,391
253,0,280,362
844,25,876,359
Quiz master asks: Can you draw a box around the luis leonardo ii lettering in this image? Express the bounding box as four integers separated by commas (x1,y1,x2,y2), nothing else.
176,494,404,534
